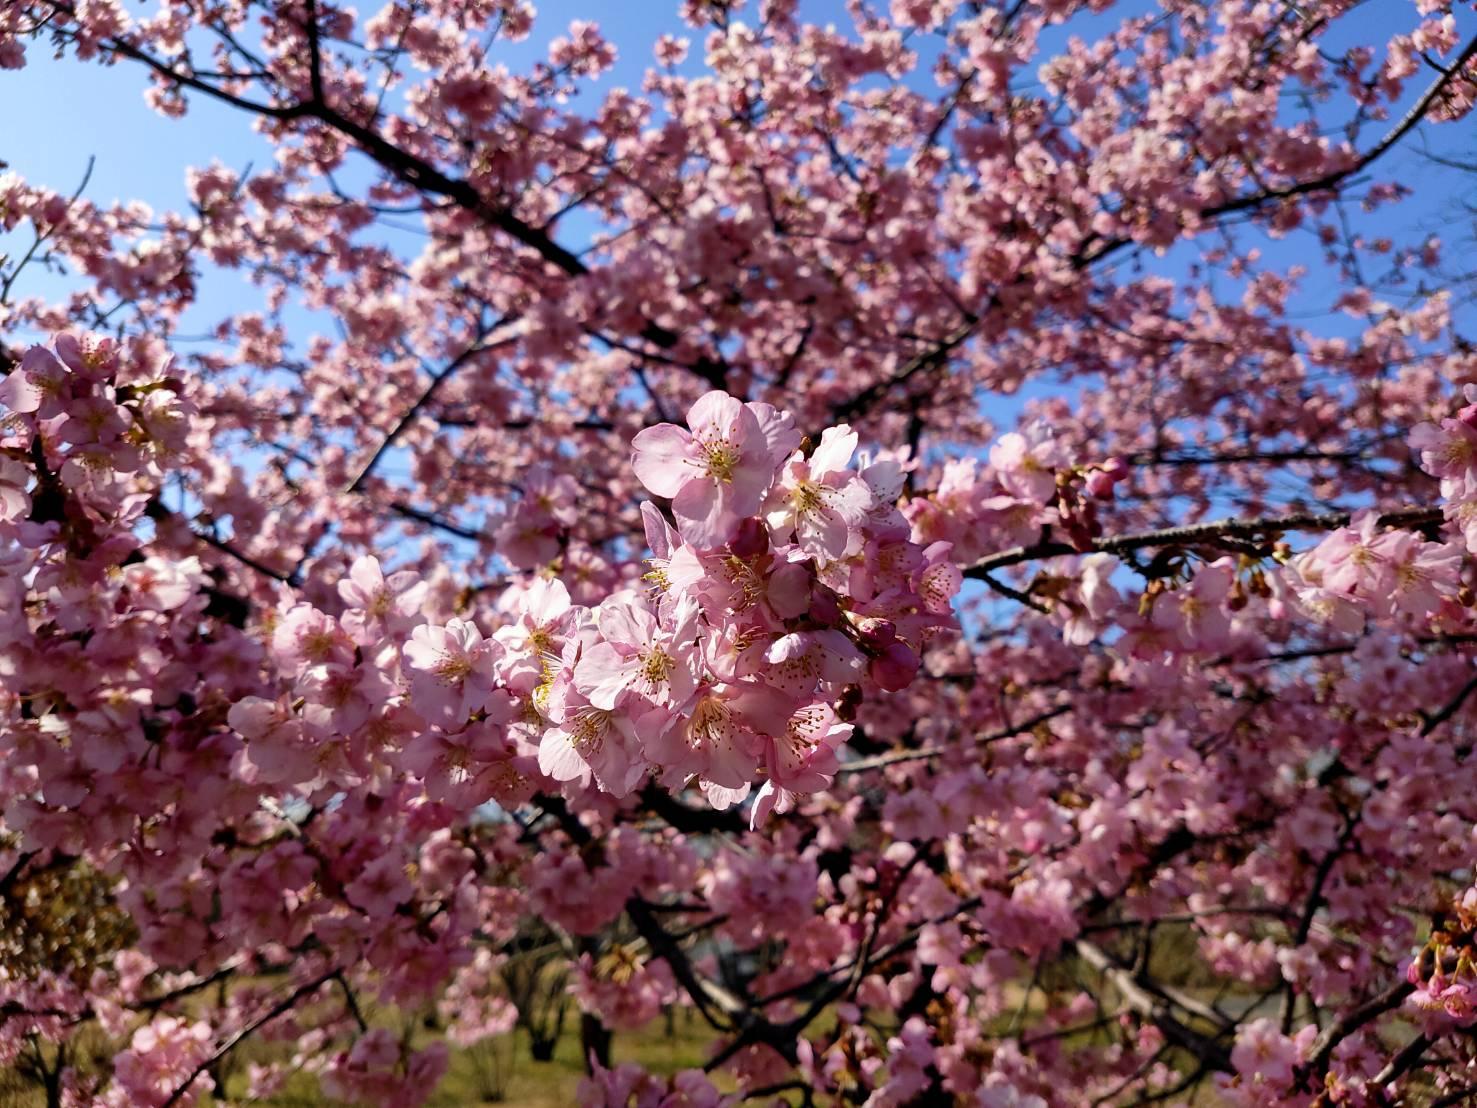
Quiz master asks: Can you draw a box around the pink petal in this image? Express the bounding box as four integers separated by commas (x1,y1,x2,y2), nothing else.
685,390,745,438
673,478,737,548
573,642,635,709
537,729,589,782
0,368,41,413
630,424,693,497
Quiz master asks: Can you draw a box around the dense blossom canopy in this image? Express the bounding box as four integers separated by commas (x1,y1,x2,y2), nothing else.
4,0,1477,1105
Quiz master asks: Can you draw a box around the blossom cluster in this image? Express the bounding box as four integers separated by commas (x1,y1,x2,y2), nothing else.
908,421,1127,563
1406,884,1477,1028
577,1062,730,1108
1286,510,1463,633
0,333,194,532
319,1030,449,1107
1414,384,1477,553
232,389,961,831
559,391,960,814
110,1017,213,1108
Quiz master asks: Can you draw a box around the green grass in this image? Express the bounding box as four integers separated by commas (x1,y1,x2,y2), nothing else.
1,1008,722,1107
227,1009,721,1107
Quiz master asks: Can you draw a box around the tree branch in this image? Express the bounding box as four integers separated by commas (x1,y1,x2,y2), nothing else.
966,505,1443,577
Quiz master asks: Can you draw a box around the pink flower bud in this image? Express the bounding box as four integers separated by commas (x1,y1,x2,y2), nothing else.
1085,469,1117,499
1087,458,1129,498
41,195,69,226
869,641,918,691
728,516,769,558
856,617,897,648
807,587,842,626
768,560,811,619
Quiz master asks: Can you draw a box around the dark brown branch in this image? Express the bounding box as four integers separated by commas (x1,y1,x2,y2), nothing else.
1126,448,1369,467
831,320,976,423
387,502,487,542
161,970,337,1107
834,33,1477,424
1075,941,1234,1073
976,569,1051,612
345,324,516,493
303,0,324,105
89,20,727,388
1205,33,1477,221
1280,821,1357,1032
1370,1031,1431,1093
837,703,1072,773
1298,980,1415,1083
965,505,1443,577
1422,670,1477,738
534,797,752,1036
144,499,298,585
0,155,94,306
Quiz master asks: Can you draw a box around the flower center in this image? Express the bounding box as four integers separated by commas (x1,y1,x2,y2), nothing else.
701,439,740,482
638,647,673,688
790,480,826,518
302,628,341,662
721,555,763,604
571,709,608,755
433,652,473,685
1397,561,1428,589
688,695,731,750
787,705,825,750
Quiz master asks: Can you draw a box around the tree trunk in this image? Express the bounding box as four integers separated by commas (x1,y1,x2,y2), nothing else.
580,1013,612,1071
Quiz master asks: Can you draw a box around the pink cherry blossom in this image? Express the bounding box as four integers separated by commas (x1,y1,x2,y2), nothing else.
575,594,700,711
402,618,502,727
631,391,777,548
337,553,428,642
763,424,872,561
988,425,1063,504
0,457,32,520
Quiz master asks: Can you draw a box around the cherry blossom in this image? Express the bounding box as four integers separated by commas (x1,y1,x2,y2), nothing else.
631,391,787,548
3,1,1477,1104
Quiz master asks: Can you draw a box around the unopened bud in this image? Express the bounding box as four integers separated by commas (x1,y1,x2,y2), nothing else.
768,561,811,619
856,617,897,649
1227,579,1248,611
728,517,769,558
808,587,842,626
869,641,919,691
1084,469,1117,499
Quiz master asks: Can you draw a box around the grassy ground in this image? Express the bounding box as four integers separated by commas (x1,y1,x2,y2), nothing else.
0,1010,720,1107
237,1011,721,1107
